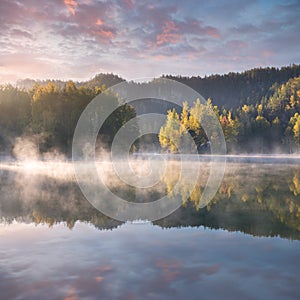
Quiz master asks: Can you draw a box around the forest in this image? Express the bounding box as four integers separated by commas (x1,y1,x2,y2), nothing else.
0,80,136,155
159,73,300,153
1,64,300,155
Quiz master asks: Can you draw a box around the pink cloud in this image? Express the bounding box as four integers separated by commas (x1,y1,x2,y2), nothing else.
156,20,182,46
177,18,221,39
96,18,103,26
93,29,114,39
95,276,104,283
64,0,78,16
64,287,78,300
146,16,221,53
205,26,221,39
93,17,115,40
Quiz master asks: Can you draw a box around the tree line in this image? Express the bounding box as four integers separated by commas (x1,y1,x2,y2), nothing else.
0,81,136,155
159,76,300,153
164,64,300,109
1,65,300,155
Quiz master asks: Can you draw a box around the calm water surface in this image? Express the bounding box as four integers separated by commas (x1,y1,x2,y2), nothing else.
0,160,300,300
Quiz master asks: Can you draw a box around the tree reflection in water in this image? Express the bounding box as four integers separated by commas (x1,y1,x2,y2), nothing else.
1,161,300,240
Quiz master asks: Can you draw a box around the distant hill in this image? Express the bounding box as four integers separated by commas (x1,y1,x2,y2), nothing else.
16,65,300,111
16,73,125,90
14,64,300,112
78,73,124,89
16,78,68,90
164,64,300,109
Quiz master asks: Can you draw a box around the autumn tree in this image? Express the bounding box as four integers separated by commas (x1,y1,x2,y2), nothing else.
159,109,181,153
289,113,300,151
220,110,239,151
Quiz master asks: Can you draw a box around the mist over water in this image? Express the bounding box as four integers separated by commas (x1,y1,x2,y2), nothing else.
1,139,300,300
1,148,300,235
1,135,300,216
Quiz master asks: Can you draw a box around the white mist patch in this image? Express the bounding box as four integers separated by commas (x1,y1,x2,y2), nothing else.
5,136,74,181
13,137,40,161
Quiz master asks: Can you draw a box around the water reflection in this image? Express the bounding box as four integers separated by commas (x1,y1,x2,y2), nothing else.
1,222,299,300
1,161,300,300
1,161,300,240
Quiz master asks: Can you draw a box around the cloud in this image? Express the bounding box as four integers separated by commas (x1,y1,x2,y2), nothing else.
64,287,78,300
95,276,104,283
96,18,103,26
156,21,182,46
178,18,221,39
10,29,34,40
0,0,299,82
91,27,115,41
231,24,259,35
121,0,135,10
64,0,78,16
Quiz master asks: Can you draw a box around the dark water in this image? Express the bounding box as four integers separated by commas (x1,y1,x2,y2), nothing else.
1,161,300,299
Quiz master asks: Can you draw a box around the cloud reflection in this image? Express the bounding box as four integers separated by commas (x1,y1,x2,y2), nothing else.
0,222,300,299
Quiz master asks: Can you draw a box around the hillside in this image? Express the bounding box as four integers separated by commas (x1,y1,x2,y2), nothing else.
165,64,300,109
2,64,300,154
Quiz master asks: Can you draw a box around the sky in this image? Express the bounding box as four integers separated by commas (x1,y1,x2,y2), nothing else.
0,0,299,83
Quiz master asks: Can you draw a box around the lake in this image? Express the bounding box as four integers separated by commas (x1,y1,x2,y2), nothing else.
1,159,300,299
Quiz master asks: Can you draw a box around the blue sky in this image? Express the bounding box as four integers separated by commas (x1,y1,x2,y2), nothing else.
0,0,299,82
